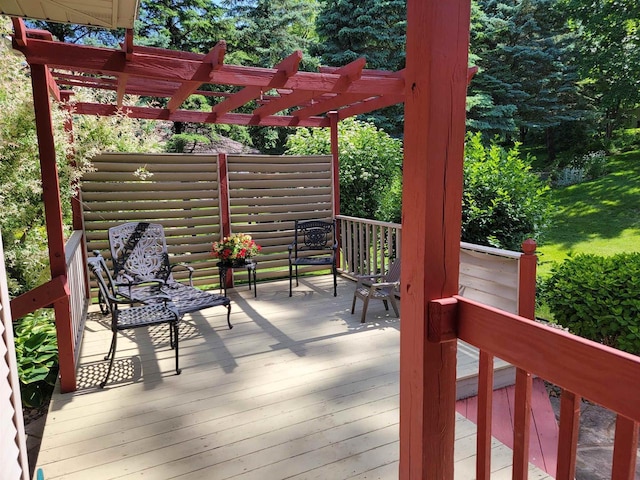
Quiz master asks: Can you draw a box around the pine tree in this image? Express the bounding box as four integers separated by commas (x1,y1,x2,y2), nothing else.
469,0,583,151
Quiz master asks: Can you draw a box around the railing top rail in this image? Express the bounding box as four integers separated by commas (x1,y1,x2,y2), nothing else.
460,241,522,259
457,295,640,422
336,214,401,230
65,230,84,266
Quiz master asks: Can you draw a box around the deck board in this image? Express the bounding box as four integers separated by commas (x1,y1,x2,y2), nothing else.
36,276,552,479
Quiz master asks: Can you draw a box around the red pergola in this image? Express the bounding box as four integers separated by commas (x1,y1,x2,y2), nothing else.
8,2,477,477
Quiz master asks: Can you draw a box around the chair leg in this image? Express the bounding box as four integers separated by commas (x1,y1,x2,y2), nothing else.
100,332,118,388
226,304,233,329
174,322,181,375
289,262,293,297
389,296,400,318
333,266,337,297
295,265,299,286
360,295,370,323
383,299,389,311
104,330,117,361
351,294,358,314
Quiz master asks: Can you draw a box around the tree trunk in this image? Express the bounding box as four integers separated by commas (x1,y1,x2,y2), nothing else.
546,127,556,162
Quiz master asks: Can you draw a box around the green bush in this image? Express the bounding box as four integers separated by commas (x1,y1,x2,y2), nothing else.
286,118,403,220
463,133,552,250
544,253,640,354
13,310,58,408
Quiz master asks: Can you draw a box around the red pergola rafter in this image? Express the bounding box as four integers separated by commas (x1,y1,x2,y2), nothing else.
11,18,405,127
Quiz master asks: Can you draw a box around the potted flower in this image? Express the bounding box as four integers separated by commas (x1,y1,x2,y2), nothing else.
211,233,261,267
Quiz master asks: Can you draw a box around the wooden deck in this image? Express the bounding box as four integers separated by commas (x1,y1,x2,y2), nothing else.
36,275,552,479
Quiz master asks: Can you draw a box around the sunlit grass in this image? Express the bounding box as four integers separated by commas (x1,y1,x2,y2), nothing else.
537,149,640,278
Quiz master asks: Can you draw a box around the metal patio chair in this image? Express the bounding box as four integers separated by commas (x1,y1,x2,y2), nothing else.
87,254,181,388
288,219,338,297
351,258,401,323
107,222,232,329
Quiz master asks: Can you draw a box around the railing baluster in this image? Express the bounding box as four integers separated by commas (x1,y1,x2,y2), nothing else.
477,350,494,480
512,368,533,480
556,389,580,480
611,415,639,479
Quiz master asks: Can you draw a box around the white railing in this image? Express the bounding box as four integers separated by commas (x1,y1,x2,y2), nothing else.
337,215,532,316
336,215,401,277
65,230,89,364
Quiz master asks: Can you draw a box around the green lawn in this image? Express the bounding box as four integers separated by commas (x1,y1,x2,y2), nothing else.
537,148,640,278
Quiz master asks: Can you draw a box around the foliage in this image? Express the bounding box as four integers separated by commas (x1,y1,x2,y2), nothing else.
462,133,552,250
285,118,402,220
468,0,584,149
376,174,402,223
543,253,640,354
561,0,640,137
536,148,640,279
0,17,162,296
166,133,211,153
553,150,608,187
607,128,640,154
136,0,234,52
314,0,405,135
13,310,58,407
211,233,261,262
224,0,320,68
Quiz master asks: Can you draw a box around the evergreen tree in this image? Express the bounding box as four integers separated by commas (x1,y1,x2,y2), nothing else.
314,0,406,136
469,0,583,154
136,0,234,53
224,0,320,68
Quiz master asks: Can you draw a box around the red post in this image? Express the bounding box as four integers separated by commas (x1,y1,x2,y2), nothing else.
512,239,536,478
400,0,471,478
31,64,76,392
329,111,341,267
518,238,537,320
217,153,233,289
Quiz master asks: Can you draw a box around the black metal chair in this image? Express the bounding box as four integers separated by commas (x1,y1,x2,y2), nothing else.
288,219,338,297
87,254,181,388
107,222,232,329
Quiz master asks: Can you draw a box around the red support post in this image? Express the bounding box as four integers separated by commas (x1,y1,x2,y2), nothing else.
217,153,233,289
512,239,537,478
400,1,471,478
518,238,537,320
329,111,341,267
31,64,76,392
61,91,90,298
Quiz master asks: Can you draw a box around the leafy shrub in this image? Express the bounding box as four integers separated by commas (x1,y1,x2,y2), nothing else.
544,253,640,354
13,311,58,407
463,133,552,250
608,128,640,154
286,118,403,220
553,150,608,186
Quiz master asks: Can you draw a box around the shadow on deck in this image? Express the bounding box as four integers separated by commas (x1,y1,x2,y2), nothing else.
34,275,554,479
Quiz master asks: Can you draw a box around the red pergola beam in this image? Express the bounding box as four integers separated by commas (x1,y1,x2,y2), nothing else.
212,50,302,116
294,93,373,119
13,39,402,100
166,41,226,112
252,57,367,119
336,94,404,120
72,102,331,127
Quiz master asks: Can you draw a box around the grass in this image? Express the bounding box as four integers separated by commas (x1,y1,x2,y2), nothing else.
537,148,640,278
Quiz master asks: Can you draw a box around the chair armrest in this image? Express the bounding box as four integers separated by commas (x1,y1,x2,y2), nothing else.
370,281,400,289
169,263,195,287
355,274,386,287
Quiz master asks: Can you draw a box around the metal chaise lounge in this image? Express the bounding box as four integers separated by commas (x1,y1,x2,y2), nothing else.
106,222,232,329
